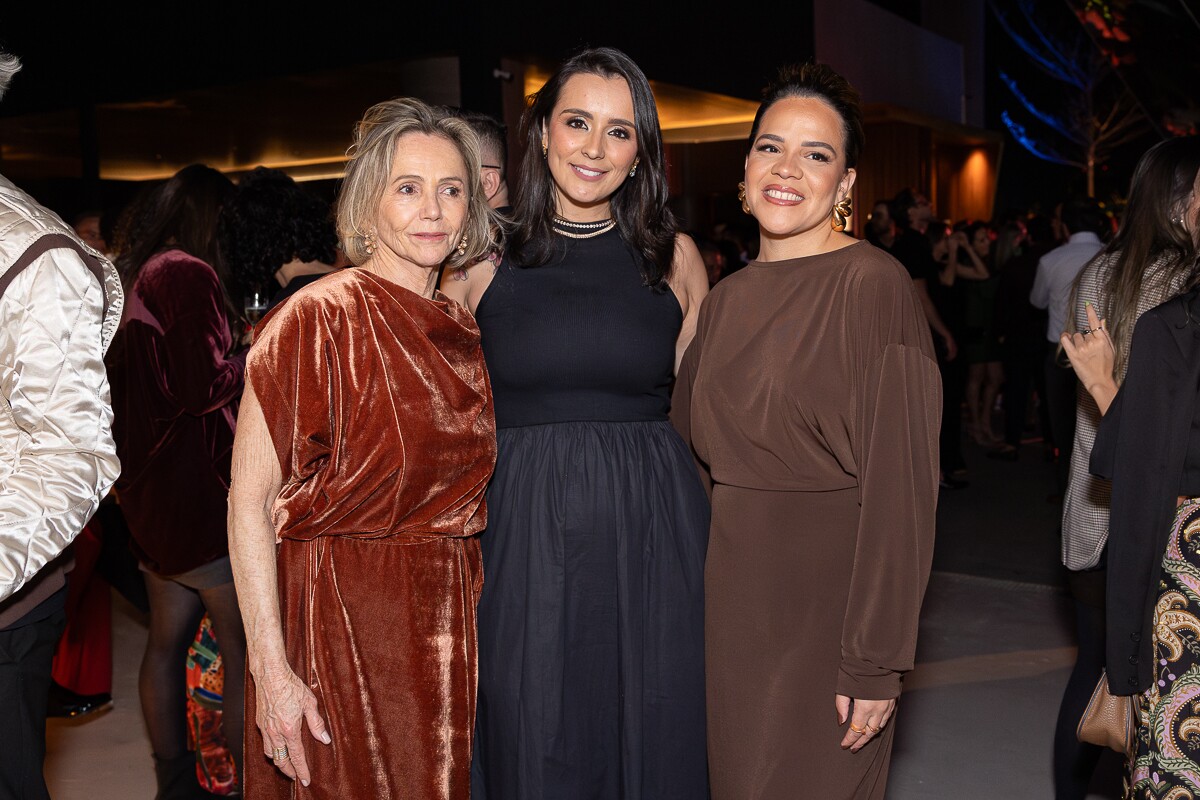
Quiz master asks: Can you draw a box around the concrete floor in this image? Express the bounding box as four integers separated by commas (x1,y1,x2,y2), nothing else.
43,435,1128,798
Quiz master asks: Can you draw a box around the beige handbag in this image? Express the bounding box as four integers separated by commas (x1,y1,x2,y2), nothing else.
1077,670,1136,753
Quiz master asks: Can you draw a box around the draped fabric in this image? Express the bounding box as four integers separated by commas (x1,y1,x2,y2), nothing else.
674,241,941,799
243,269,495,799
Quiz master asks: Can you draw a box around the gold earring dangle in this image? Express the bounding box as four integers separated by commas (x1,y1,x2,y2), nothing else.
363,230,376,256
541,142,548,158
629,157,640,178
456,235,468,258
832,196,853,232
737,181,751,215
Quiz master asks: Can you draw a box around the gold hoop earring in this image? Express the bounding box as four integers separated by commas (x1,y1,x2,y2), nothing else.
363,230,376,256
832,196,853,232
629,157,640,178
737,181,751,215
456,235,468,258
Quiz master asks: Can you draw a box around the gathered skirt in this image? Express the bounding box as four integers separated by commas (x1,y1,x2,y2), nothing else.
1129,499,1200,799
471,420,709,799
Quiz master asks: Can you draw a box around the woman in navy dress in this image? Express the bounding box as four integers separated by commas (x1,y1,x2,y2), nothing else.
442,46,710,800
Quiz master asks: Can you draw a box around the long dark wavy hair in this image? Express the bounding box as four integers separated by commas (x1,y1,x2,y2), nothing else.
115,164,236,317
219,166,337,292
508,46,677,290
1067,136,1200,377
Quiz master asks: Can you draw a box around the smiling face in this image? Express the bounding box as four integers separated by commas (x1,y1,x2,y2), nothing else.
372,132,469,274
744,95,855,257
541,72,639,222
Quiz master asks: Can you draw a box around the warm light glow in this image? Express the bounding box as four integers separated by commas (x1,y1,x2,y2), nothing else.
523,69,757,143
99,154,350,182
963,149,988,192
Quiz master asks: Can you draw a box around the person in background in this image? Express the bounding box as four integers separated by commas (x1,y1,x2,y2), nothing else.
990,215,1054,461
453,108,511,213
1029,197,1108,498
673,62,940,800
107,164,248,798
73,210,108,254
0,49,123,800
442,46,710,799
1053,136,1200,800
219,166,339,314
959,220,1004,446
864,199,894,250
229,97,497,799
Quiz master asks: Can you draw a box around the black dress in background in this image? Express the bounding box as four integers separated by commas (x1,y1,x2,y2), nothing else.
471,228,709,799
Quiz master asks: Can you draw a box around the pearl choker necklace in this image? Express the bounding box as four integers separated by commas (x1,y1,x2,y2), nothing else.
551,216,616,239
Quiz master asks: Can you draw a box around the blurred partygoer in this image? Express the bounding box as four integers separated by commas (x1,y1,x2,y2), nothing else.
107,164,248,797
1053,136,1200,800
0,50,122,800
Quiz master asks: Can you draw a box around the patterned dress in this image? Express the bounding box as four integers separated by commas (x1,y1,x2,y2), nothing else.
1132,499,1200,799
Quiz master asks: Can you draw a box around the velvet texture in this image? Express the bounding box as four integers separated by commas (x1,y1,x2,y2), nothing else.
243,269,495,800
108,249,245,575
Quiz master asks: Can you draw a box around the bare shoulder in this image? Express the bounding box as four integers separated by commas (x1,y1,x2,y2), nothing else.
438,255,499,314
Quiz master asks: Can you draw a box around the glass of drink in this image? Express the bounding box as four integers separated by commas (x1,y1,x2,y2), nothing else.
244,289,268,326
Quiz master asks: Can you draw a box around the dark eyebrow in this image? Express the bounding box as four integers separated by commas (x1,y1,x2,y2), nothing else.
561,108,635,128
753,134,838,154
802,140,836,153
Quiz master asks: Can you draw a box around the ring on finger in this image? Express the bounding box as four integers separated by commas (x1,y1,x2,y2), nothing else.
867,724,882,733
1080,328,1093,335
272,745,290,762
849,722,866,734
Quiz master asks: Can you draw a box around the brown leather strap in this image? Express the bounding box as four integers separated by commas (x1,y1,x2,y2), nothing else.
0,233,110,318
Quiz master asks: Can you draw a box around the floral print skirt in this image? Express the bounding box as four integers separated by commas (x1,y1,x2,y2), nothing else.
1130,499,1200,799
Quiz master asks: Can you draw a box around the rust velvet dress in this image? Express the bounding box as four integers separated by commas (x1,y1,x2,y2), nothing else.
673,242,941,799
243,269,496,799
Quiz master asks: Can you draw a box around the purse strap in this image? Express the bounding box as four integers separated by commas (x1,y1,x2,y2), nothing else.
0,233,110,318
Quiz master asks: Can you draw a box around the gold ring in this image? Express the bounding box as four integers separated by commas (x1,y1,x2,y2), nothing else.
849,722,866,734
272,745,290,761
867,724,882,733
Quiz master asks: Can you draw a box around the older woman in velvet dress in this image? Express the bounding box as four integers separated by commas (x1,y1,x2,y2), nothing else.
673,64,941,799
227,98,497,799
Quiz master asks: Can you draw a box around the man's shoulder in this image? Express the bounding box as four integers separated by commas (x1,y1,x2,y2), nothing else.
0,174,93,277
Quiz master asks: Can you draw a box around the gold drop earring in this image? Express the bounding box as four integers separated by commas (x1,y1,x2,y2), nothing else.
737,181,751,215
456,235,468,258
628,157,640,178
832,196,853,232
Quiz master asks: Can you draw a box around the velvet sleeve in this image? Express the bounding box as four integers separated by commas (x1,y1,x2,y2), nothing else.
160,256,245,416
245,298,336,537
837,265,942,700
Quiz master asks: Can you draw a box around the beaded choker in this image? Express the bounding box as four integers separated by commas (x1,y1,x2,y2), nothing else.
551,216,616,239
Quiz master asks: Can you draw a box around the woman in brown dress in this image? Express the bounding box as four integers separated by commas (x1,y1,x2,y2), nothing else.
672,64,942,799
227,98,497,799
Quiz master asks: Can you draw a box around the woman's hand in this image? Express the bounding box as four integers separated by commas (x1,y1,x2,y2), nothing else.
1060,302,1118,414
836,694,896,753
253,662,331,786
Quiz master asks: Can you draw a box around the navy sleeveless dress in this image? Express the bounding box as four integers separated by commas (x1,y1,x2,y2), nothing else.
471,228,709,799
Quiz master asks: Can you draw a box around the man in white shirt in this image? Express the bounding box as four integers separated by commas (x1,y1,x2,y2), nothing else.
1030,198,1107,495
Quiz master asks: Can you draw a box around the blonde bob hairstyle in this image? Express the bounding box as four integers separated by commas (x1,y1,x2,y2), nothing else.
337,97,495,268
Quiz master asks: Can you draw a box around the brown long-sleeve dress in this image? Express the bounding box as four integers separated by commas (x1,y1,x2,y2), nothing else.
243,269,496,799
672,241,941,799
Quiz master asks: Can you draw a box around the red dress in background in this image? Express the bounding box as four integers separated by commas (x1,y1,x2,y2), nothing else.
243,269,495,799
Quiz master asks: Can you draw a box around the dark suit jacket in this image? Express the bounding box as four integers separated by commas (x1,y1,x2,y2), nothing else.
1091,286,1200,694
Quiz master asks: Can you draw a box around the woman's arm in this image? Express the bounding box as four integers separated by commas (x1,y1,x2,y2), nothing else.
1060,302,1118,415
952,233,990,281
669,234,710,374
228,381,329,787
